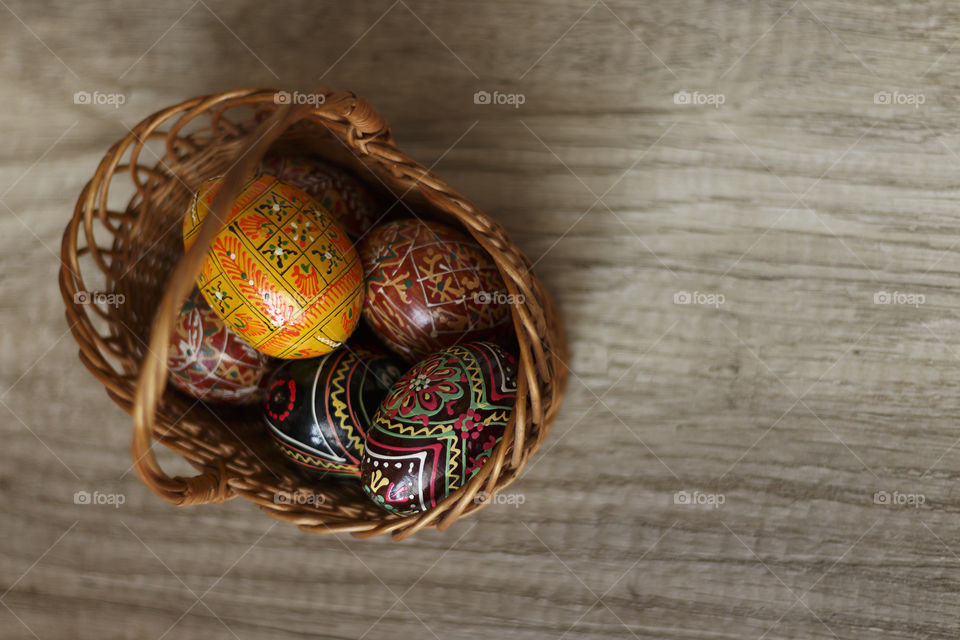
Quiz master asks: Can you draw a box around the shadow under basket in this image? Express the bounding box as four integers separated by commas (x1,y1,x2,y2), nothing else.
58,87,568,540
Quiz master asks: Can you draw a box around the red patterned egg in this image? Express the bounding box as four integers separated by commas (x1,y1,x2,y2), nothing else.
183,172,364,359
264,343,405,477
260,154,382,238
359,219,513,362
167,288,270,404
360,342,517,515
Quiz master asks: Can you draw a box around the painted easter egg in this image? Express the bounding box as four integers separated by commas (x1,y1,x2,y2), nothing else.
183,172,364,359
359,219,513,362
260,154,382,238
167,288,271,404
264,344,405,477
360,342,517,515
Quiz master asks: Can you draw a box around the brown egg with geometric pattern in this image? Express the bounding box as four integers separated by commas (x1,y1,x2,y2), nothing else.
167,288,271,404
359,219,512,362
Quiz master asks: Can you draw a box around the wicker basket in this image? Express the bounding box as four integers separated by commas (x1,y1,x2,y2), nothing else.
59,87,567,540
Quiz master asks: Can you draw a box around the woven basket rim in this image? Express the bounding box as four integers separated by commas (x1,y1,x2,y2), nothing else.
58,87,568,540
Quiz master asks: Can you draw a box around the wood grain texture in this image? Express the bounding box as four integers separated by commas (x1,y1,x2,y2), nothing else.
3,0,960,637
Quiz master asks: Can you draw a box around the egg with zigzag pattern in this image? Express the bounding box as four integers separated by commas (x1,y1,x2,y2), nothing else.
263,343,405,478
361,342,517,515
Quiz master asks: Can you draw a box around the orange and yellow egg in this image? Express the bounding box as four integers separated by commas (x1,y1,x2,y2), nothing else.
183,173,364,359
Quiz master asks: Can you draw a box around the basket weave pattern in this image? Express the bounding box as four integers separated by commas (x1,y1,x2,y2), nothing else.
59,87,567,539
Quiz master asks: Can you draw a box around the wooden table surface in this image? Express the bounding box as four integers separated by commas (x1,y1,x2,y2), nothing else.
4,1,960,638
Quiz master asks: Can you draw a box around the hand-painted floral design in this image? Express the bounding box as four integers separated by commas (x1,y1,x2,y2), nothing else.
455,409,485,440
286,261,323,299
283,215,319,249
384,356,462,422
204,280,234,315
183,173,363,358
311,242,343,275
361,343,518,516
260,154,382,238
255,194,295,223
465,435,500,475
260,236,298,270
234,214,277,245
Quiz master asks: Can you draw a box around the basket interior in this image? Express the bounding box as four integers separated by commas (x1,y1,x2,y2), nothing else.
103,104,460,522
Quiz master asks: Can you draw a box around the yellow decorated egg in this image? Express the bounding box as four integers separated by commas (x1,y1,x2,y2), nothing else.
183,173,364,359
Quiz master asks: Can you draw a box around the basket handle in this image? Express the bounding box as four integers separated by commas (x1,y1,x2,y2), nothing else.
131,90,386,505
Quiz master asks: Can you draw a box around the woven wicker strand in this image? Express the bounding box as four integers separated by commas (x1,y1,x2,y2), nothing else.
60,87,567,540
